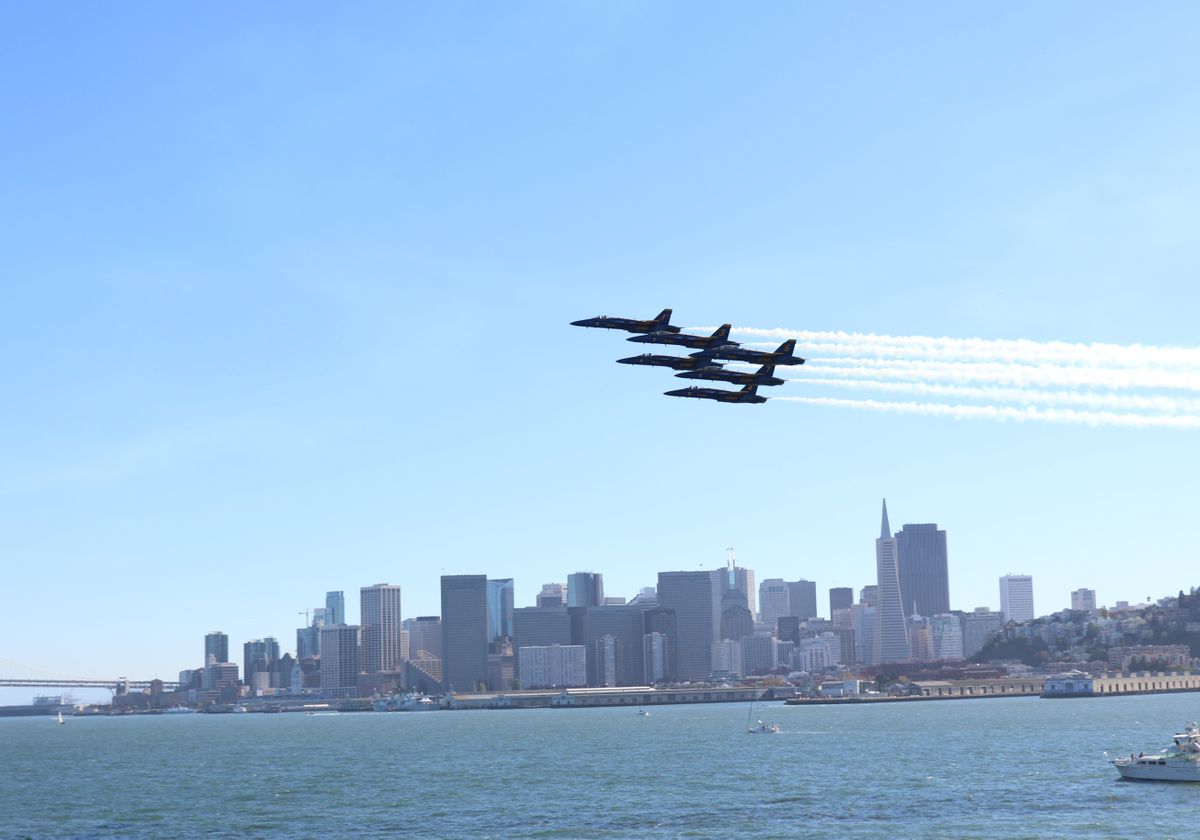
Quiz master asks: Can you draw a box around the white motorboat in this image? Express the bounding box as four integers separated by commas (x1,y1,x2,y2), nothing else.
1112,722,1200,781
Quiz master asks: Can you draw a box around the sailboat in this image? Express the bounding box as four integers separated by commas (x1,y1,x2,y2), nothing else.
745,691,779,734
56,710,65,725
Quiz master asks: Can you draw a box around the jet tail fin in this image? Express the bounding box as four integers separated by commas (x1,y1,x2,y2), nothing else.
777,339,795,354
713,324,731,341
654,308,673,325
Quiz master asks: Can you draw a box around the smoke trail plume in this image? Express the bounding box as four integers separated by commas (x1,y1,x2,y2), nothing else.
683,324,1200,429
776,396,1200,430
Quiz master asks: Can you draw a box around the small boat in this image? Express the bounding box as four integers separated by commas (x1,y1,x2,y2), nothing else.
636,709,651,717
1112,722,1200,781
56,711,65,725
163,706,198,714
745,691,780,734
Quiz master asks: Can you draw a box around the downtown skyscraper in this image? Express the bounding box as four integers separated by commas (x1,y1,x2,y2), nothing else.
895,523,950,617
360,583,403,674
657,570,722,682
1000,574,1036,622
873,500,911,663
441,575,489,692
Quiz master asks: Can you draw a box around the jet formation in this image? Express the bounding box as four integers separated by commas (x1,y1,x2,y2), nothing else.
571,308,804,404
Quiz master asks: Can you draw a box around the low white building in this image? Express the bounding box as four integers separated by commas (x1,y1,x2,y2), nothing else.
518,644,586,689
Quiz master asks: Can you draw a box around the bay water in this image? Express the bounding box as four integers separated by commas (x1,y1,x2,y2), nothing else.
3,693,1198,838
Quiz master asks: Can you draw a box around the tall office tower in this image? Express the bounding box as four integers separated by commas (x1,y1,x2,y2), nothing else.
642,607,676,682
512,607,572,680
787,580,818,620
319,624,361,695
567,572,605,608
487,578,515,642
776,616,802,644
721,554,757,618
999,575,1036,622
859,585,879,607
719,588,754,641
829,587,854,616
243,638,281,693
874,500,911,664
961,608,1004,658
852,604,876,664
896,523,951,617
657,570,722,681
758,579,792,631
403,616,443,659
1071,588,1097,611
311,607,329,627
537,582,565,608
204,631,228,665
360,583,403,674
296,624,320,659
591,635,619,687
326,591,346,626
581,605,646,686
643,632,670,684
441,575,489,691
930,614,965,660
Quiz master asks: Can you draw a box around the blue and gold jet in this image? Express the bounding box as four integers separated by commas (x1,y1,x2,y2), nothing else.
674,362,784,387
570,308,680,334
705,338,805,366
664,383,768,405
616,353,724,372
626,323,738,353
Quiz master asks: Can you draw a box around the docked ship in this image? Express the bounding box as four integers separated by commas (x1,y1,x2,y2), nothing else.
373,693,440,712
1112,722,1200,781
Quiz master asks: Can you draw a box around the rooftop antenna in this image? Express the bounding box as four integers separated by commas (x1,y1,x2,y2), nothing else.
726,547,736,587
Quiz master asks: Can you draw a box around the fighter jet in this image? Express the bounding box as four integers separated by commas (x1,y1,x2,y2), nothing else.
664,383,768,404
704,338,805,366
616,353,725,373
570,308,681,334
674,362,784,387
627,323,739,353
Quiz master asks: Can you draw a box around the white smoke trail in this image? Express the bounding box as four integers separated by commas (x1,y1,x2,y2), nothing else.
799,357,1200,391
692,327,1200,368
679,324,1200,428
781,377,1200,414
775,396,1200,430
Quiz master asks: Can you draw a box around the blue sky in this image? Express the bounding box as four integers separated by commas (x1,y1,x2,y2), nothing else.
3,3,1200,696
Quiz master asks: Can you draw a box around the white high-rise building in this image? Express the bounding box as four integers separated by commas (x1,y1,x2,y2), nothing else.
1071,588,1097,611
999,575,1035,622
758,579,791,632
360,583,403,674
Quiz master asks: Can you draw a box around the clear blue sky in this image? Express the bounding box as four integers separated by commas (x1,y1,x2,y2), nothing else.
3,3,1199,697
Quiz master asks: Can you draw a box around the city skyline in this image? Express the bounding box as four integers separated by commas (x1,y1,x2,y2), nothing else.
4,4,1199,697
0,500,1163,700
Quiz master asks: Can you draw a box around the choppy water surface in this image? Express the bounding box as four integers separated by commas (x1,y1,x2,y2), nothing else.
4,693,1199,838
